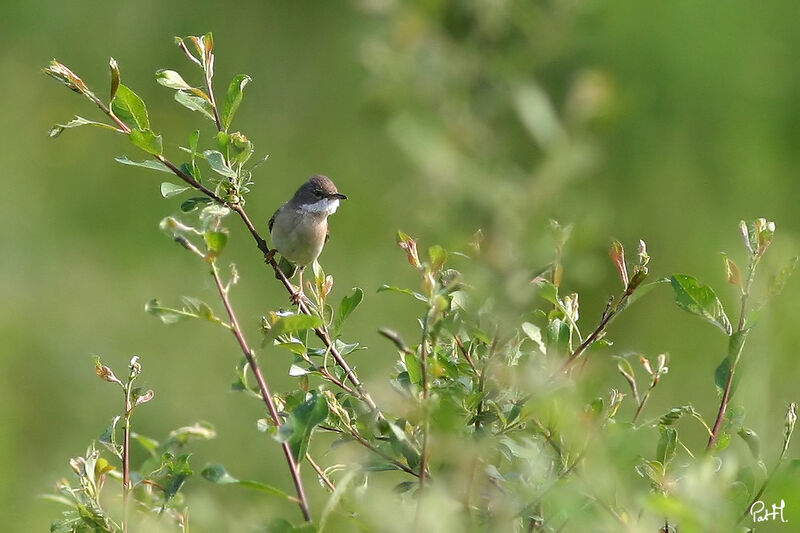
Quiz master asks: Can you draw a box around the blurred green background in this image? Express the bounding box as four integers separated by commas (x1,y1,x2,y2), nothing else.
3,0,800,530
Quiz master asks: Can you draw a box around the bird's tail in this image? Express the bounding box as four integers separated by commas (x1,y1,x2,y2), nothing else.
275,256,297,280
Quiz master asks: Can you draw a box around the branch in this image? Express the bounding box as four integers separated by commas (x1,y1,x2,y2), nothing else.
557,285,635,375
210,262,311,522
707,257,758,450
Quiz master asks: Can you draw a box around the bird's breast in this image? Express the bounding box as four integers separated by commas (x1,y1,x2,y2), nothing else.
270,207,328,266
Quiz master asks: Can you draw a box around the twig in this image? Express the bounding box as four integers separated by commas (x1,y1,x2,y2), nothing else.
707,257,757,449
454,336,484,432
210,262,311,522
122,386,132,533
418,318,431,489
306,453,336,493
558,286,635,375
316,422,421,478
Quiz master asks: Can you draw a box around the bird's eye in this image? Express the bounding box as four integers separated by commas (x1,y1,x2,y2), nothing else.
314,189,324,197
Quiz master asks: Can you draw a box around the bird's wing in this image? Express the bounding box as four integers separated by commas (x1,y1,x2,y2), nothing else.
268,210,277,233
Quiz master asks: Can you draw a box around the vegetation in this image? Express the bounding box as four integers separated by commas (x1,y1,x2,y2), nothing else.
42,32,798,532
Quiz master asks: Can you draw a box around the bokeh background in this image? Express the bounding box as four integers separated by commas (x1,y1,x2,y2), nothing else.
3,0,800,530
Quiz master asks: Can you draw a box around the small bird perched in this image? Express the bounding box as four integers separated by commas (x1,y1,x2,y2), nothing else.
269,175,347,303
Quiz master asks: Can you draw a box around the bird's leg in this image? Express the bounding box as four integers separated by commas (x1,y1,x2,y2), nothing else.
291,266,307,305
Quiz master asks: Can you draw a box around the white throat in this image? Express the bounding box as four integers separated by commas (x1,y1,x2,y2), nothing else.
302,198,340,216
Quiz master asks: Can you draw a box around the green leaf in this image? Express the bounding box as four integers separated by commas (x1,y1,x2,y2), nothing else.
48,115,119,138
533,278,559,306
659,405,698,426
146,298,192,324
160,182,191,198
377,284,427,303
129,129,163,155
714,329,749,397
277,392,329,461
216,131,229,153
111,84,150,130
115,155,172,173
545,318,571,356
203,150,237,178
165,454,193,502
98,416,123,459
189,129,200,153
635,459,665,491
656,427,677,465
714,431,732,451
404,352,422,385
222,74,251,131
769,256,798,299
201,464,296,501
174,90,216,121
181,197,213,213
155,69,193,90
145,297,225,326
714,356,745,400
670,274,732,335
428,245,448,272
204,231,228,255
728,328,750,366
334,288,363,335
521,322,546,353
264,313,324,343
738,427,761,459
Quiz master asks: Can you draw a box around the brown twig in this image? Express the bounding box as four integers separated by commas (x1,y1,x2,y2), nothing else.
210,262,311,522
122,387,132,533
306,453,336,493
454,336,485,432
707,258,757,450
558,286,634,375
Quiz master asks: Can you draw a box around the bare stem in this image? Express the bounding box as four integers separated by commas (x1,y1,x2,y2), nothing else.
306,453,336,493
345,425,420,477
418,319,431,489
203,60,223,132
210,262,311,522
707,258,758,450
632,387,653,424
122,387,132,533
415,317,433,526
454,336,483,432
558,285,635,375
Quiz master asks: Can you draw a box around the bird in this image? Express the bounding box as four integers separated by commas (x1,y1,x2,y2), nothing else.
269,175,347,303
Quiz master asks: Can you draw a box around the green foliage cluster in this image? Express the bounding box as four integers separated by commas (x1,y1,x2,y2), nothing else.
43,32,799,533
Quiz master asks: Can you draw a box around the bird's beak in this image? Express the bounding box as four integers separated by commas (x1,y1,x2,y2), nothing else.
331,192,348,200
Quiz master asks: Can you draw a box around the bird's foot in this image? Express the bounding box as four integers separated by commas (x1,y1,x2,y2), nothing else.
290,288,310,306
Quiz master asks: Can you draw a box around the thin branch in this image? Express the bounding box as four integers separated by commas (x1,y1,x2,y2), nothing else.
708,258,758,450
418,318,431,489
210,262,311,522
558,286,635,375
454,336,484,432
349,426,420,478
122,387,132,533
306,453,336,493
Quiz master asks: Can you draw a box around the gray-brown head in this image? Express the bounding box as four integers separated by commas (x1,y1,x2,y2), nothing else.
290,175,347,210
